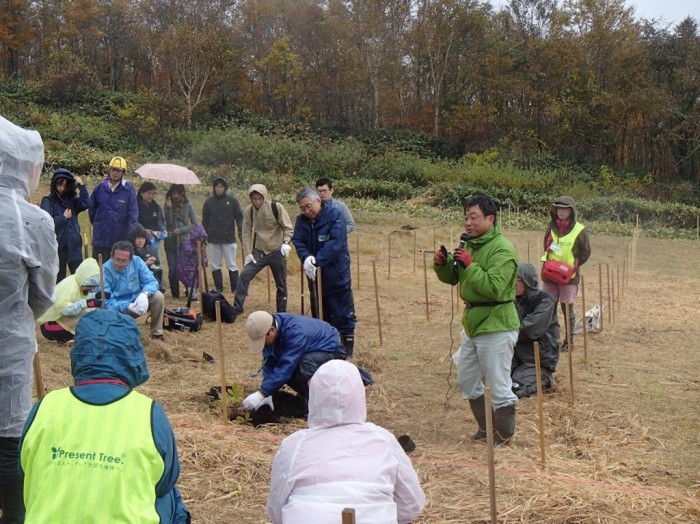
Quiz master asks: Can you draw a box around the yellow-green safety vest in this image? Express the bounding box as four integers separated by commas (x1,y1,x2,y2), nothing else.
21,388,164,523
541,222,585,279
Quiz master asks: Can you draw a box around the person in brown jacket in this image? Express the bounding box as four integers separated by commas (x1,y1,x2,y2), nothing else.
540,196,591,351
232,184,294,320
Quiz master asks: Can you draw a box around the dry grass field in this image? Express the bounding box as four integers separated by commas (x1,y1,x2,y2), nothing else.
32,193,700,523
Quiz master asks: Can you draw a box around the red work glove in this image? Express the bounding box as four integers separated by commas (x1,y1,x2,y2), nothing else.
454,248,472,268
434,245,448,266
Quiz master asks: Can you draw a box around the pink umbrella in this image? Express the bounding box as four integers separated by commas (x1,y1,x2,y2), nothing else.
135,163,201,185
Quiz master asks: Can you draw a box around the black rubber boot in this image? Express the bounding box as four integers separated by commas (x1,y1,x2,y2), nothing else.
341,334,355,358
0,473,25,524
468,395,488,441
493,404,517,445
212,269,224,292
229,270,239,294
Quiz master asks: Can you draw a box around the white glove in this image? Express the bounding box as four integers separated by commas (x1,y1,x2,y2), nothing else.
303,256,317,280
261,396,274,411
60,299,87,317
244,254,256,266
241,391,269,411
134,292,149,312
128,302,145,317
280,243,292,257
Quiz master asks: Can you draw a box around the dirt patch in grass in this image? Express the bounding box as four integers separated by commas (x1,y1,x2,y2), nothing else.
33,206,700,522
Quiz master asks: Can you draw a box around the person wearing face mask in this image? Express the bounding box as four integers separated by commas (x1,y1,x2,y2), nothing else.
88,156,138,264
292,188,356,357
40,168,90,282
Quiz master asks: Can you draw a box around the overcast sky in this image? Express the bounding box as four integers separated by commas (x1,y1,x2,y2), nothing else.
489,0,699,27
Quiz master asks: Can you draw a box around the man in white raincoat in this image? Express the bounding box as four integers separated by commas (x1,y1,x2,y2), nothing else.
267,360,425,524
0,116,58,523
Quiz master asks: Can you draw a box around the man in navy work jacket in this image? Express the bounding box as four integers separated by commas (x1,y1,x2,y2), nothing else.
292,188,356,357
241,311,348,411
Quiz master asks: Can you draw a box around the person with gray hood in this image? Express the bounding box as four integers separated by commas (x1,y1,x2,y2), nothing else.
541,196,591,351
511,263,560,398
0,116,58,523
202,177,244,293
20,309,190,523
232,184,294,319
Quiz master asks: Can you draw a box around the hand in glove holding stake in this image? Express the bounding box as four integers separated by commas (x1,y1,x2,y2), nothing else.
303,256,317,280
434,245,448,266
280,243,292,257
454,248,472,268
245,254,256,265
128,302,144,317
242,391,274,411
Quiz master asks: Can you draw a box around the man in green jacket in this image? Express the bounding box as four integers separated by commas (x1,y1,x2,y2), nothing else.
433,196,520,444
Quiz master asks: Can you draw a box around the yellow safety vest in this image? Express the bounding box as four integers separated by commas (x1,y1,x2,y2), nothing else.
541,222,585,279
21,388,164,524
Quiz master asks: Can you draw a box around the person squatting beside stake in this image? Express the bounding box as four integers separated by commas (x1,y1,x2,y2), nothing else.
202,177,244,294
20,309,190,523
433,195,520,445
266,360,425,524
102,240,165,340
37,258,102,344
241,312,352,412
541,196,591,352
232,184,294,319
292,188,356,357
40,167,89,283
0,116,58,523
511,262,560,398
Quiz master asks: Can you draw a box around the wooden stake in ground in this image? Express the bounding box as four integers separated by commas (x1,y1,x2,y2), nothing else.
610,267,616,324
564,303,575,407
267,267,271,303
215,301,228,425
580,275,588,363
423,251,430,322
316,268,324,321
606,263,612,324
33,353,45,399
533,342,546,469
622,260,627,297
98,254,106,308
617,265,621,313
300,264,305,315
484,387,498,524
387,232,393,281
598,263,604,333
413,229,417,274
372,261,383,346
82,232,89,260
341,508,356,524
527,240,530,264
356,233,360,290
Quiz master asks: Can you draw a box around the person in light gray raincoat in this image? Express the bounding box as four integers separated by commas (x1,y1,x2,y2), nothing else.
0,116,58,523
511,262,560,398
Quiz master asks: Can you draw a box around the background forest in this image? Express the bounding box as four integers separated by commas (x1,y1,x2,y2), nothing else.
1,0,699,234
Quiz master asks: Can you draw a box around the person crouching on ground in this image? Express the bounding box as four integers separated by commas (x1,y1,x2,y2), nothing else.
511,262,560,398
267,359,425,524
102,240,165,340
20,309,190,523
37,257,102,344
241,311,350,411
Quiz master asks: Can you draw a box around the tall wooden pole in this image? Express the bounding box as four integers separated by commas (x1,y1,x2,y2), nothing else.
267,267,271,303
606,263,612,324
598,263,604,333
484,387,498,524
372,261,383,346
565,303,574,407
533,342,546,469
580,275,588,363
215,301,228,425
616,265,621,312
317,268,324,321
387,233,392,281
300,264,305,315
423,251,430,322
356,233,360,290
610,268,616,323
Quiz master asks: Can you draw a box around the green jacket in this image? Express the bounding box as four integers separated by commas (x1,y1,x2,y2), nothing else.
433,224,520,337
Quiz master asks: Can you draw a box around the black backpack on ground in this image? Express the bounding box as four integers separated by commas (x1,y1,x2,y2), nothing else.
201,290,236,323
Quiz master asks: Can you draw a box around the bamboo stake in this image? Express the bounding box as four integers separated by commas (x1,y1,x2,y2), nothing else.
215,301,228,425
606,263,612,324
98,254,106,308
423,251,430,322
484,387,498,524
356,233,360,290
413,230,417,274
580,275,588,363
317,268,323,321
372,261,383,346
617,266,621,312
598,263,604,333
533,342,546,469
341,508,356,524
267,267,271,303
33,353,45,399
565,303,574,407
